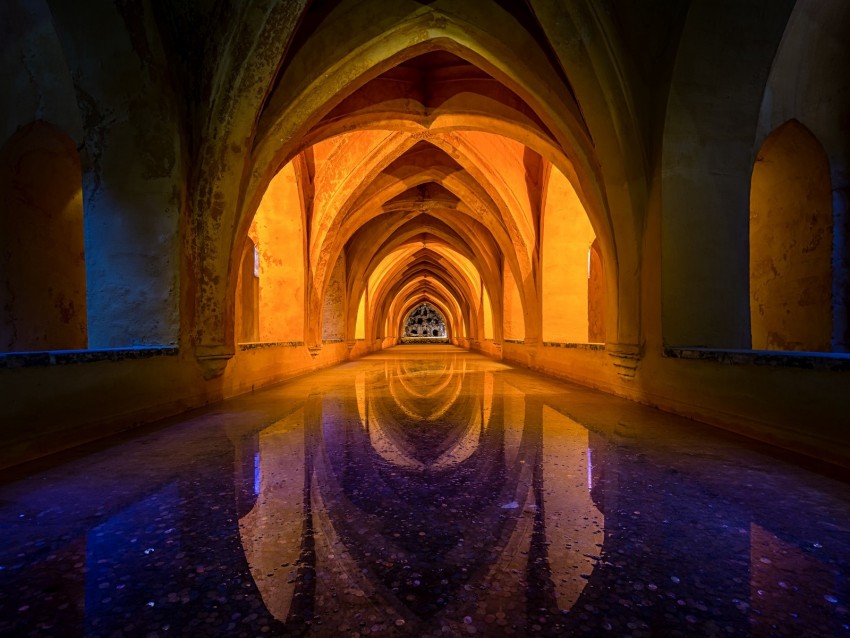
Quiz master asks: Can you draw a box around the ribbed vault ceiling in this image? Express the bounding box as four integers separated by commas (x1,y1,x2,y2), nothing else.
246,37,598,346
162,0,658,362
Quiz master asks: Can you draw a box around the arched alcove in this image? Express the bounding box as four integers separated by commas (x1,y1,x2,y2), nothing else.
322,254,346,341
750,120,832,352
503,259,525,340
541,165,597,343
0,121,87,352
43,0,184,350
754,0,850,352
661,0,795,349
250,161,306,342
482,287,494,341
588,239,606,343
236,238,259,343
355,292,367,340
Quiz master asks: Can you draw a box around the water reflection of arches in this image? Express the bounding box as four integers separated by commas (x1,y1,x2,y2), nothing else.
236,368,605,633
372,358,475,470
387,356,465,422
233,407,306,623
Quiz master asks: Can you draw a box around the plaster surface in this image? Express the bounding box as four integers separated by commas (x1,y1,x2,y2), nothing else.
1,346,848,637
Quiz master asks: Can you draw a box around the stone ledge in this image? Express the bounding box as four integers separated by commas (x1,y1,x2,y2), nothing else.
322,339,344,344
542,342,606,351
663,347,850,371
0,346,179,369
238,341,305,351
503,338,525,344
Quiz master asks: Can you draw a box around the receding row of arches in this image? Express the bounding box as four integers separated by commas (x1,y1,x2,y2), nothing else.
226,126,611,351
0,0,848,364
3,117,838,354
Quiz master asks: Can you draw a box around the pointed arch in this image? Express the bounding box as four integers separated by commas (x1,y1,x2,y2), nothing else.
750,119,832,352
0,121,87,352
191,0,642,362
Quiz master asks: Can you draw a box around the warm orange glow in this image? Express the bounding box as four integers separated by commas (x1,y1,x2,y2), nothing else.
249,160,306,343
503,259,525,340
482,285,494,341
542,405,604,610
221,33,608,360
322,254,346,341
355,291,367,340
4,0,850,543
0,121,87,352
588,239,606,343
236,238,260,342
541,166,597,343
750,120,832,352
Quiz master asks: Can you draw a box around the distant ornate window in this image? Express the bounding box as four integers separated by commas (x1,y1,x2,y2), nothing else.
404,303,446,338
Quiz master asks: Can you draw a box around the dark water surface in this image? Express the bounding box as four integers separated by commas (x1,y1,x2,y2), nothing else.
1,346,848,637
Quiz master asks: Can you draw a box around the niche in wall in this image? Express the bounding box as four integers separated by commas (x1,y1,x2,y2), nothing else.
502,260,525,340
750,120,832,352
541,165,597,343
588,238,606,343
0,121,87,352
250,161,306,343
322,254,346,341
236,238,260,343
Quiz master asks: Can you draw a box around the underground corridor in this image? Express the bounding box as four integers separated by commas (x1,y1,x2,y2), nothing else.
2,1,850,636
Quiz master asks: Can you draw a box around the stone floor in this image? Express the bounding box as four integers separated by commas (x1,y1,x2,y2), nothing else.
1,345,848,637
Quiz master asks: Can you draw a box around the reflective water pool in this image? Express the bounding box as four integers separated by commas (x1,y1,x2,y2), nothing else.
1,346,848,636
